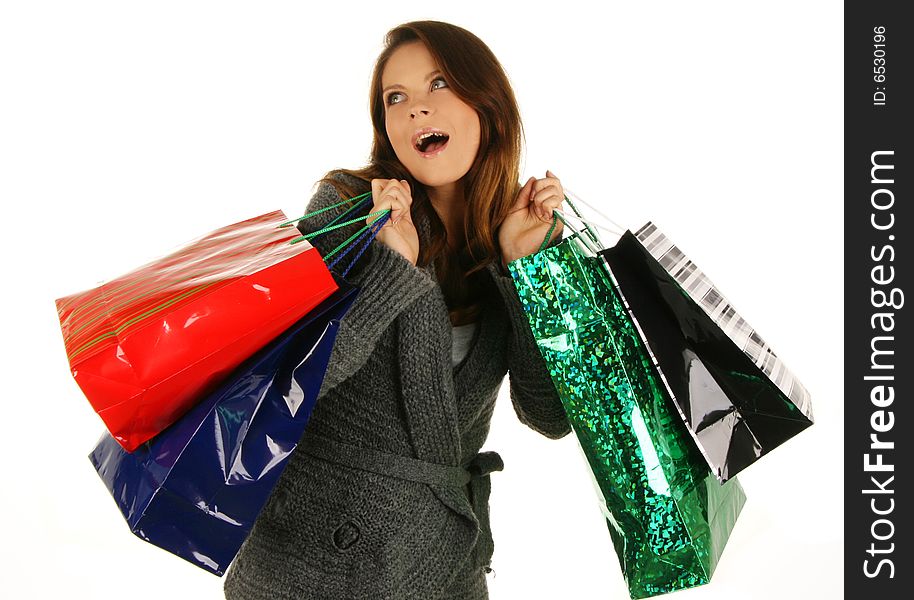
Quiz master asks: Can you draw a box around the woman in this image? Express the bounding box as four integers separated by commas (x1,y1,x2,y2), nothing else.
224,20,570,600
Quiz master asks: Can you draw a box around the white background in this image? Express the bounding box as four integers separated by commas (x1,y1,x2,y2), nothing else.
1,1,842,598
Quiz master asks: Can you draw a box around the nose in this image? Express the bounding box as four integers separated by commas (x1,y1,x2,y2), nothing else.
409,99,432,119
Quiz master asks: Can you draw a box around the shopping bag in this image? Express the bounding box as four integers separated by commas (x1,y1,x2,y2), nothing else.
600,222,814,482
88,193,390,575
57,210,338,452
89,282,358,575
507,229,745,599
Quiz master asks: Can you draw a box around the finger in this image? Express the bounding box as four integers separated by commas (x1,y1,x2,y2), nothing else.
370,179,403,227
546,171,566,204
530,186,563,220
369,179,391,227
384,181,415,225
545,172,566,207
370,178,384,201
538,172,561,191
544,170,563,192
398,179,413,205
530,183,562,218
540,195,564,212
531,178,563,197
531,202,556,223
541,196,564,221
380,182,407,224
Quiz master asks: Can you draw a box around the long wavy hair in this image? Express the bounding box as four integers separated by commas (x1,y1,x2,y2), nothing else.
317,20,524,325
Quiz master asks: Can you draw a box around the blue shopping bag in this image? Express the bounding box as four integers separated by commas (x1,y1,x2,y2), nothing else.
89,281,358,575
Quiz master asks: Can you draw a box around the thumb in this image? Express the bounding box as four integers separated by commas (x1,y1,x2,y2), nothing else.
511,176,536,210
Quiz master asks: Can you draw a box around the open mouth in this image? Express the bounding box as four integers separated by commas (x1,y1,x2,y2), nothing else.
414,131,450,155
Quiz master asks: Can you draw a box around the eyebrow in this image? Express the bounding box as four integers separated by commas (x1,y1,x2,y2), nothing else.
382,70,443,95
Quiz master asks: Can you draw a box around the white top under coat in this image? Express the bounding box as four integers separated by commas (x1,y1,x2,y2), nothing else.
451,321,478,369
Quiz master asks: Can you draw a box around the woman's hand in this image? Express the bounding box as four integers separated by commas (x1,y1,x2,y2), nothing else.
498,170,565,268
368,178,420,266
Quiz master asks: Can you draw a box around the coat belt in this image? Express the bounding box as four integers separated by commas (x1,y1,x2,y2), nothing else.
301,432,504,568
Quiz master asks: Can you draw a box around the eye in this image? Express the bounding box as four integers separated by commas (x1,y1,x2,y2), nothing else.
431,77,448,91
386,91,405,106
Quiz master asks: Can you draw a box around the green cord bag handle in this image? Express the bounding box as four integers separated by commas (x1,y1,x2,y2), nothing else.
278,192,390,278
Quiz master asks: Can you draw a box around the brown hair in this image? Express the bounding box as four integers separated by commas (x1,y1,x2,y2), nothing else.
317,20,524,325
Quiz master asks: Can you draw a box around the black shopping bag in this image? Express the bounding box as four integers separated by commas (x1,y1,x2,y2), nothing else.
599,223,813,483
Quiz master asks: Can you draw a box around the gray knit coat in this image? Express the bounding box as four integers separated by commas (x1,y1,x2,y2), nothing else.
223,173,571,600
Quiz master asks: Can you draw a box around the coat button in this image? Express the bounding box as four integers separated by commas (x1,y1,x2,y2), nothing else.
332,520,361,550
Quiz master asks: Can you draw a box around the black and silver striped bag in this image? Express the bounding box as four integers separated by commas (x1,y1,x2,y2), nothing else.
599,222,814,483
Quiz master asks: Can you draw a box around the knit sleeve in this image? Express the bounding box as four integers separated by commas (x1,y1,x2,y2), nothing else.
486,247,571,440
298,173,437,398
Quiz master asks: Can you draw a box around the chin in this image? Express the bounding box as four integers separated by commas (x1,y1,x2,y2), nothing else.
413,172,463,188
404,161,472,190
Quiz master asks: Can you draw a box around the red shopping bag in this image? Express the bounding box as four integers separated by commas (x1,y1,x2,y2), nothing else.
56,210,337,452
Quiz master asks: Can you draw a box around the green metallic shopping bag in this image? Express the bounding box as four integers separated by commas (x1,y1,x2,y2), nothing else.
507,219,746,599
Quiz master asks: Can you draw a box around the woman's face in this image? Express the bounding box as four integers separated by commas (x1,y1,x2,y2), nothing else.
381,41,481,190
